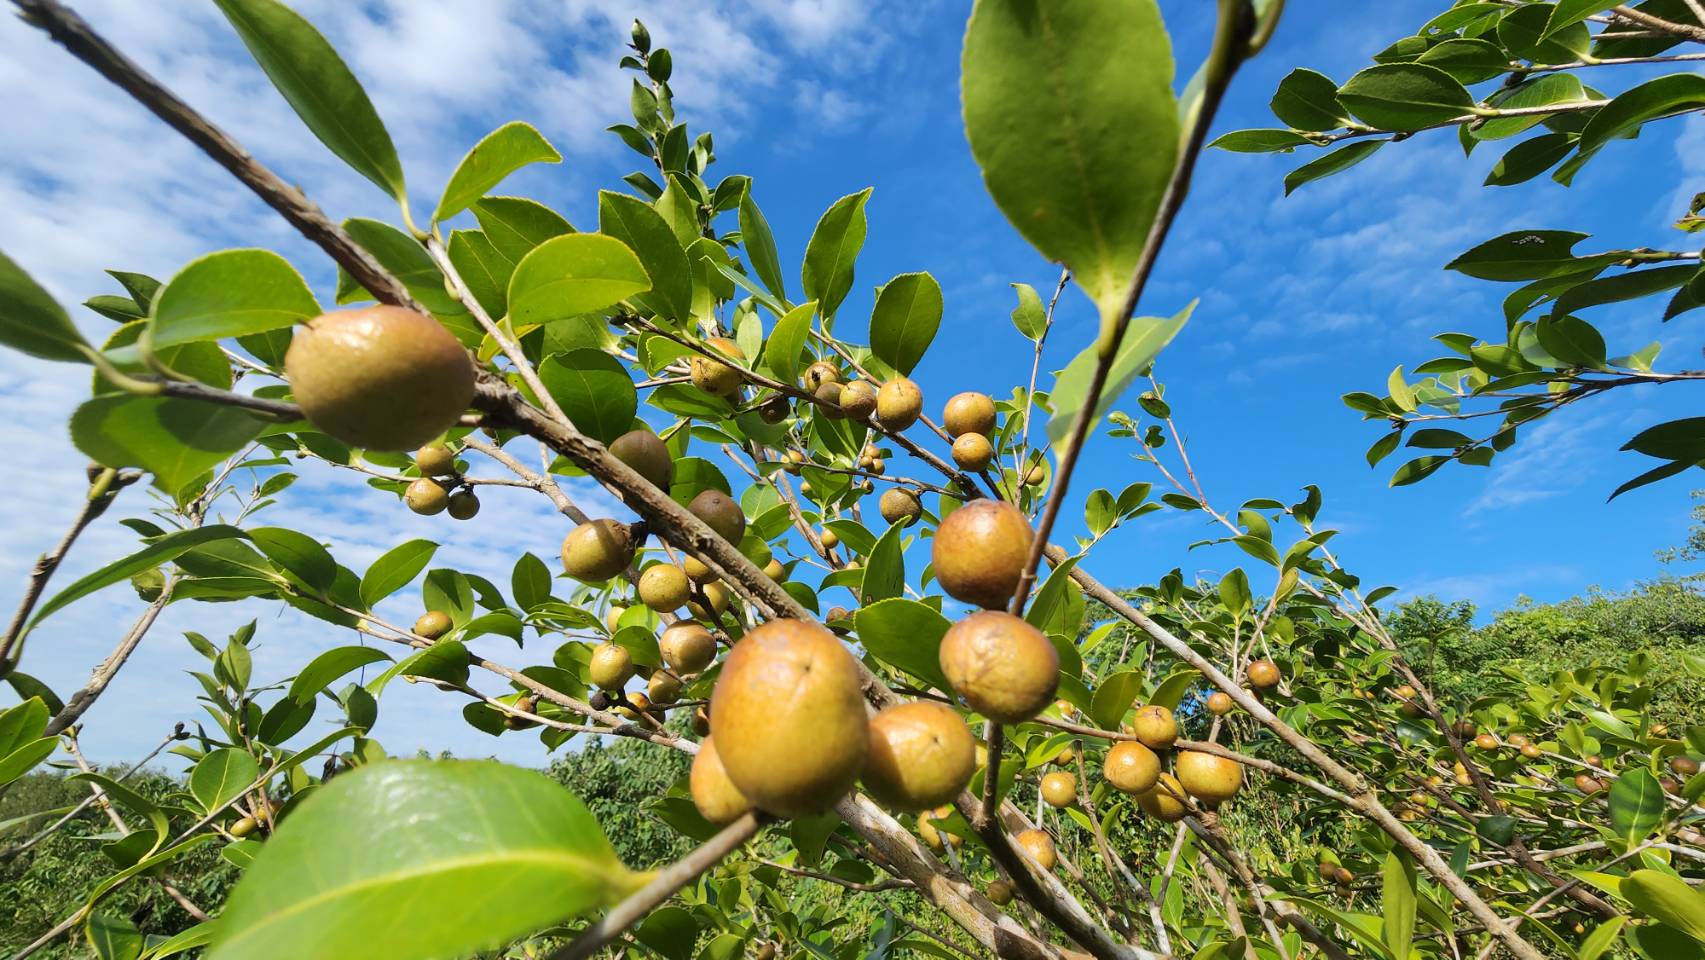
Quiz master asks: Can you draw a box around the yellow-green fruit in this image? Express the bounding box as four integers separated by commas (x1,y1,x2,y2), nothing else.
1015,828,1056,871
690,737,753,826
688,489,746,544
1206,692,1234,715
1246,659,1281,690
692,706,712,737
414,610,453,640
879,488,922,526
561,519,635,581
1023,463,1046,486
708,619,869,818
649,670,682,705
932,499,1033,609
875,377,923,431
938,611,1058,723
1475,733,1499,751
608,429,675,491
687,582,731,621
861,701,977,811
988,879,1014,906
683,555,715,583
917,808,959,850
803,361,842,392
1040,770,1076,808
446,490,479,520
589,642,635,690
811,381,844,419
764,558,786,580
951,433,994,471
660,623,717,674
614,691,651,720
942,392,996,438
1175,751,1242,805
1521,743,1542,760
504,695,539,730
1103,740,1161,794
604,605,627,633
690,337,746,397
869,458,886,475
839,380,878,420
1129,705,1177,750
229,816,259,838
285,306,476,451
638,564,691,611
1136,774,1188,822
405,478,449,515
819,528,840,550
414,442,456,477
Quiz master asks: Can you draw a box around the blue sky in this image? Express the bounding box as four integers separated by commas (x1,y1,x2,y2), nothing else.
1,0,1699,767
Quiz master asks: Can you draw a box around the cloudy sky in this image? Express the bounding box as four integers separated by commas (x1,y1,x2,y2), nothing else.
1,0,1700,767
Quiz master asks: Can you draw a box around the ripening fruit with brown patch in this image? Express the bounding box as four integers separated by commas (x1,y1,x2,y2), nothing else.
660,623,716,674
1040,771,1076,808
1175,751,1242,805
987,879,1013,905
932,499,1033,609
840,380,878,420
648,670,682,705
1575,773,1605,795
613,691,651,720
405,478,449,515
688,489,746,544
609,429,674,491
691,737,753,826
1246,659,1281,690
1474,733,1499,751
939,611,1058,723
561,519,636,581
503,695,539,730
1014,828,1056,871
709,619,868,818
802,361,841,392
942,392,996,438
1317,860,1337,882
1584,754,1602,768
861,701,977,811
1393,684,1417,700
414,610,452,640
414,442,456,477
1452,719,1477,740
687,582,730,622
811,381,845,418
589,642,635,690
879,488,922,526
1104,740,1161,794
1332,866,1354,886
1673,756,1701,777
638,564,691,612
285,306,476,451
875,377,923,431
1136,774,1188,822
690,337,746,397
691,706,711,737
682,555,715,584
1129,705,1177,750
1206,691,1234,715
446,490,480,520
868,458,885,475
951,433,994,471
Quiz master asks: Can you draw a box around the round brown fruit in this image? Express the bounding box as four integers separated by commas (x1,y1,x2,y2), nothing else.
1129,705,1177,750
1206,691,1234,715
1474,733,1499,751
1104,741,1161,794
988,879,1014,906
414,610,453,640
589,642,635,690
1137,774,1189,822
608,429,675,491
1575,773,1604,795
839,380,878,420
875,377,923,431
687,582,730,622
691,737,753,826
660,623,717,674
414,442,456,477
812,381,845,419
758,395,790,424
709,619,869,817
951,433,994,472
932,499,1033,609
405,478,449,515
1040,771,1076,808
692,706,711,737
638,564,691,612
690,337,746,397
1015,828,1056,871
446,490,480,520
503,695,539,730
942,392,996,438
285,306,476,451
1175,751,1242,805
939,611,1058,723
1673,756,1701,777
688,489,746,544
1246,659,1281,690
861,701,977,811
879,488,922,526
561,519,636,581
1333,866,1353,886
803,361,841,392
648,670,682,705
1507,732,1531,748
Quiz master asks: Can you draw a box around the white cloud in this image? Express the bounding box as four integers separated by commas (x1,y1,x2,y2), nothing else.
1464,410,1620,516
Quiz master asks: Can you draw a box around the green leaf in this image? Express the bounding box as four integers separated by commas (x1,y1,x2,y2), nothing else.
800,189,872,321
0,249,92,362
1270,68,1350,132
359,539,438,609
1623,418,1705,462
962,0,1177,320
1501,2,1592,61
862,522,906,603
446,230,510,318
289,647,391,703
149,250,319,348
1485,133,1575,186
763,300,815,386
0,737,56,787
1090,670,1143,730
337,219,474,341
1208,128,1313,153
1416,38,1513,85
868,272,942,375
855,599,951,693
471,197,573,264
1381,850,1417,960
1608,768,1666,846
0,698,48,759
1010,282,1047,340
1026,556,1083,637
1447,230,1591,281
249,527,336,592
1337,64,1475,132
212,0,404,201
73,395,266,494
1578,74,1705,156
1578,917,1629,960
24,525,246,638
538,350,637,446
1284,140,1386,195
1553,264,1696,317
87,913,143,960
1046,301,1194,450
1622,869,1705,943
1546,0,1617,38
738,189,786,302
635,907,697,960
1390,455,1450,487
434,122,560,224
189,747,260,813
598,191,692,323
508,234,651,325
1475,74,1588,141
205,760,644,960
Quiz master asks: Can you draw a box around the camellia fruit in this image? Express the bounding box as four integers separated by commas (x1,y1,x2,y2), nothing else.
811,381,844,418
879,488,922,526
690,337,746,397
413,610,452,640
875,377,923,431
660,622,716,674
285,306,476,451
561,519,636,581
638,564,691,612
445,490,479,520
839,380,878,420
987,879,1013,905
690,737,753,826
405,478,449,515
939,610,1058,723
931,499,1033,609
608,429,674,491
1206,691,1234,715
1014,828,1056,871
589,642,635,690
802,361,841,392
1129,704,1177,750
942,391,996,438
648,670,682,705
1040,770,1076,807
709,619,868,818
917,807,959,850
414,442,456,477
861,701,977,811
1103,740,1160,794
687,582,730,622
1246,659,1281,690
688,489,746,544
1175,751,1242,805
951,433,993,471
1136,774,1189,822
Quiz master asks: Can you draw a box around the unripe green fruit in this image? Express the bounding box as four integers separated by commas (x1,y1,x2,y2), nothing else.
932,499,1033,609
690,337,745,397
405,478,449,515
446,490,479,520
988,879,1014,905
1129,704,1177,750
687,582,731,622
939,611,1058,723
691,736,753,826
819,528,840,550
875,377,923,431
861,701,976,811
561,519,636,581
1176,750,1242,805
414,442,456,477
589,642,635,690
811,381,844,418
648,670,682,705
839,380,878,420
1040,770,1076,807
951,433,993,471
942,392,996,438
604,605,627,633
1137,774,1188,822
879,488,922,525
638,564,691,611
688,489,746,544
414,611,453,640
1104,740,1160,794
608,429,674,491
1015,828,1056,871
660,623,717,674
230,816,259,838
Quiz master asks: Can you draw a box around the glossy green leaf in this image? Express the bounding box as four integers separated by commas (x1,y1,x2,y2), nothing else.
763,300,816,386
24,525,246,639
213,0,404,200
598,191,692,323
1579,74,1705,156
1271,68,1350,131
1545,0,1616,38
869,272,942,375
1447,230,1591,281
189,747,260,813
336,219,475,341
1026,556,1083,637
149,250,319,348
1284,140,1386,195
87,913,143,960
1622,869,1705,943
289,647,392,703
0,698,48,759
359,539,438,609
1090,670,1143,730
249,527,335,592
1623,418,1705,462
738,188,786,301
446,229,511,318
1381,850,1417,960
1501,2,1591,61
1010,283,1047,340
862,521,906,603
1337,64,1475,132
1415,38,1512,85
0,737,56,787
205,760,644,960
0,249,92,362
962,0,1177,320
1046,301,1194,450
1609,768,1666,846
73,395,266,495
471,197,573,264
1474,74,1588,141
1554,264,1695,317
508,234,651,325
1208,128,1313,153
801,188,872,321
434,122,560,224
538,349,637,446
1485,133,1575,186
855,599,952,693
1578,917,1629,960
